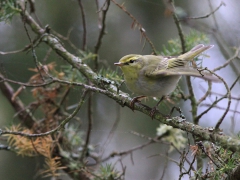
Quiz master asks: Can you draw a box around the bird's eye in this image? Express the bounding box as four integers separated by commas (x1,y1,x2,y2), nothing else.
129,60,134,63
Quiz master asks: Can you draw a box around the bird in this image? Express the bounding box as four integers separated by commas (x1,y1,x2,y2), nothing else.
114,44,220,118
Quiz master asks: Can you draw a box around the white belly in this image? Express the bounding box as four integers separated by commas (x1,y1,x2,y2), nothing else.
126,75,181,97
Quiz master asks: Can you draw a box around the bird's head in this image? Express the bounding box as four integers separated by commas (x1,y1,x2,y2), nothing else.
114,54,144,74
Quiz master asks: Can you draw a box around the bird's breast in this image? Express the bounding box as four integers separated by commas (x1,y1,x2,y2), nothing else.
125,74,181,97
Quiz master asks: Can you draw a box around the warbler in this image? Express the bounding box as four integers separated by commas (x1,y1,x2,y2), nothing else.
114,44,220,116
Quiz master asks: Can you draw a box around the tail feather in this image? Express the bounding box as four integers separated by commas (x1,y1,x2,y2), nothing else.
171,67,221,82
178,44,214,61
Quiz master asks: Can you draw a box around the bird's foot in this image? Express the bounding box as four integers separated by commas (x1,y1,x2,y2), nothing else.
168,106,185,119
149,96,166,119
130,96,146,111
150,107,157,119
150,106,168,119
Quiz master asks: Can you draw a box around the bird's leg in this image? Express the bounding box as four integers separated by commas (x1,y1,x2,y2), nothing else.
150,96,165,119
168,106,185,119
130,95,146,111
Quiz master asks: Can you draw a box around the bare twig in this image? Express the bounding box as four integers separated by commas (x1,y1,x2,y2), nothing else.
201,104,240,115
0,78,35,128
183,2,225,20
160,151,169,180
213,46,240,72
150,153,188,172
197,81,212,105
230,96,240,133
179,154,196,179
101,103,121,155
21,2,44,81
195,68,231,130
111,0,157,55
99,140,155,163
0,45,31,55
168,0,186,53
80,91,92,161
208,92,240,101
94,0,110,70
78,0,87,50
207,0,221,30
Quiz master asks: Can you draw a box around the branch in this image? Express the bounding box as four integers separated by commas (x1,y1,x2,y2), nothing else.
2,75,240,152
0,80,35,128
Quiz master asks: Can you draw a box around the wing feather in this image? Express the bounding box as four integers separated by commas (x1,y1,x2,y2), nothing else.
146,67,220,82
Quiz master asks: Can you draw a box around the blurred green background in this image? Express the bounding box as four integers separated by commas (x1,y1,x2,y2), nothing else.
0,0,240,179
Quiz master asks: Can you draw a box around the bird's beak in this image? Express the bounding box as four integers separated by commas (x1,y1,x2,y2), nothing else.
114,62,124,66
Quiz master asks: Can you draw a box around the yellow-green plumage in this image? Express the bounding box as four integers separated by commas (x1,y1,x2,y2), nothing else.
114,44,219,97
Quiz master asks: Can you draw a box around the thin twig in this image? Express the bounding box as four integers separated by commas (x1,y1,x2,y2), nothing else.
111,0,157,55
150,153,188,172
169,0,185,53
78,0,87,50
52,28,86,57
179,154,196,179
98,140,155,164
201,104,240,115
0,46,31,55
230,75,240,90
195,68,231,130
101,103,121,155
0,73,53,87
197,81,212,105
94,0,110,70
187,76,198,122
208,92,240,101
213,46,240,72
95,0,101,28
80,91,92,161
160,150,169,180
231,96,240,133
21,2,44,81
183,2,225,21
130,131,196,171
207,0,221,30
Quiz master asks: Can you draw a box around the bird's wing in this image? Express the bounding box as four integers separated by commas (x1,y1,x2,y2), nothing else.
145,67,220,82
153,56,185,71
144,56,185,77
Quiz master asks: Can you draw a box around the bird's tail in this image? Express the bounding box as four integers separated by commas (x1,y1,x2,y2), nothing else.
178,44,214,61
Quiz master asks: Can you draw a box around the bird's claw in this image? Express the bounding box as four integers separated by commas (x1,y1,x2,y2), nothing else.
150,107,169,119
150,107,157,119
130,96,146,111
130,99,140,111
